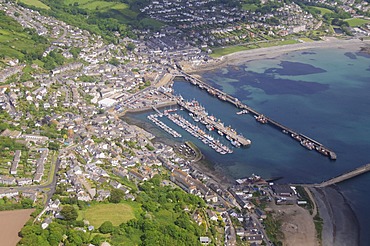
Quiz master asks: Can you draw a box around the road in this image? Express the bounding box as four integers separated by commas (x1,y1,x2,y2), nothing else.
250,213,273,246
0,145,75,204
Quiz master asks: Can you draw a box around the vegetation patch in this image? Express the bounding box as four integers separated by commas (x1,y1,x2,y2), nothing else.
312,6,334,15
264,213,284,246
81,1,123,11
211,39,299,58
211,45,251,58
64,0,93,5
345,18,370,27
78,203,135,227
18,0,50,9
242,3,258,11
299,37,314,42
0,11,49,62
313,213,323,242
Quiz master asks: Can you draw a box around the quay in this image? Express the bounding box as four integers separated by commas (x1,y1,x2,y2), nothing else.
301,163,370,188
174,71,336,160
152,106,163,117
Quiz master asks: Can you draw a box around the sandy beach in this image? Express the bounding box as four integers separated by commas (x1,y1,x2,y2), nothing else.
186,37,370,73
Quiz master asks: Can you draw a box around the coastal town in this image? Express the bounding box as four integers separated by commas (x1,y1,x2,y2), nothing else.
1,0,370,245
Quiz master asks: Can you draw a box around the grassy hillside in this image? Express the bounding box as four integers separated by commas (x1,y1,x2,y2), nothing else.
18,0,50,9
15,0,163,42
345,18,370,27
64,0,128,11
0,11,49,62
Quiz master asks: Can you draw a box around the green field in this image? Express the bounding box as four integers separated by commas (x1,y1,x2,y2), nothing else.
78,203,135,227
312,6,333,15
299,37,314,42
345,18,370,27
63,0,128,11
211,39,300,58
211,45,251,58
18,0,50,9
242,3,258,11
64,0,92,5
258,39,299,48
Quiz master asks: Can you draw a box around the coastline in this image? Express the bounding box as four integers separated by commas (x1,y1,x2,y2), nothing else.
124,109,361,245
184,39,367,245
124,38,367,245
186,38,370,73
311,186,360,246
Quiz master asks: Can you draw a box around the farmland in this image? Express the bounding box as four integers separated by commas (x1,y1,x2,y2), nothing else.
0,209,35,246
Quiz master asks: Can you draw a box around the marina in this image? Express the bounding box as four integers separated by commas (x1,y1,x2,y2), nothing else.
176,96,252,147
148,95,251,153
148,105,236,154
167,113,233,155
176,71,337,160
147,114,182,138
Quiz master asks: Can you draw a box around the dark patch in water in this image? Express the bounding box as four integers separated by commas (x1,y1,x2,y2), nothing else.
204,65,329,96
265,61,326,76
302,51,316,55
344,52,357,60
242,74,329,95
356,51,370,59
367,67,370,71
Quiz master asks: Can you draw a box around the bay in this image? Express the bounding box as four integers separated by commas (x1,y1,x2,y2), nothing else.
131,46,370,245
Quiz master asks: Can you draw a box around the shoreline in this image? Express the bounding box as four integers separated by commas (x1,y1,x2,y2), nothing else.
183,39,367,245
124,39,367,245
186,37,370,73
311,186,360,246
124,107,360,246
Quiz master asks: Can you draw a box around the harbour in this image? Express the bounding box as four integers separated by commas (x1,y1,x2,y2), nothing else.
128,47,370,246
176,71,337,160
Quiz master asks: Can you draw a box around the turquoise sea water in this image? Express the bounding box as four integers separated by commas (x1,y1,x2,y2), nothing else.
132,47,370,245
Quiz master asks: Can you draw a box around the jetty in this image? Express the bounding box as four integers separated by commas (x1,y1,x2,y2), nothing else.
175,71,336,160
152,106,163,117
310,163,370,188
147,114,181,138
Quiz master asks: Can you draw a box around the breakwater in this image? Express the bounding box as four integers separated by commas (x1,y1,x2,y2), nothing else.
175,71,336,160
311,163,370,188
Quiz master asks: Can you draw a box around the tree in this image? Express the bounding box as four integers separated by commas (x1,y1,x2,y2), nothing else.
108,57,120,66
60,205,78,222
126,42,136,51
66,230,83,245
47,223,65,245
90,234,103,245
21,198,34,208
99,221,114,234
109,189,125,203
48,141,60,150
